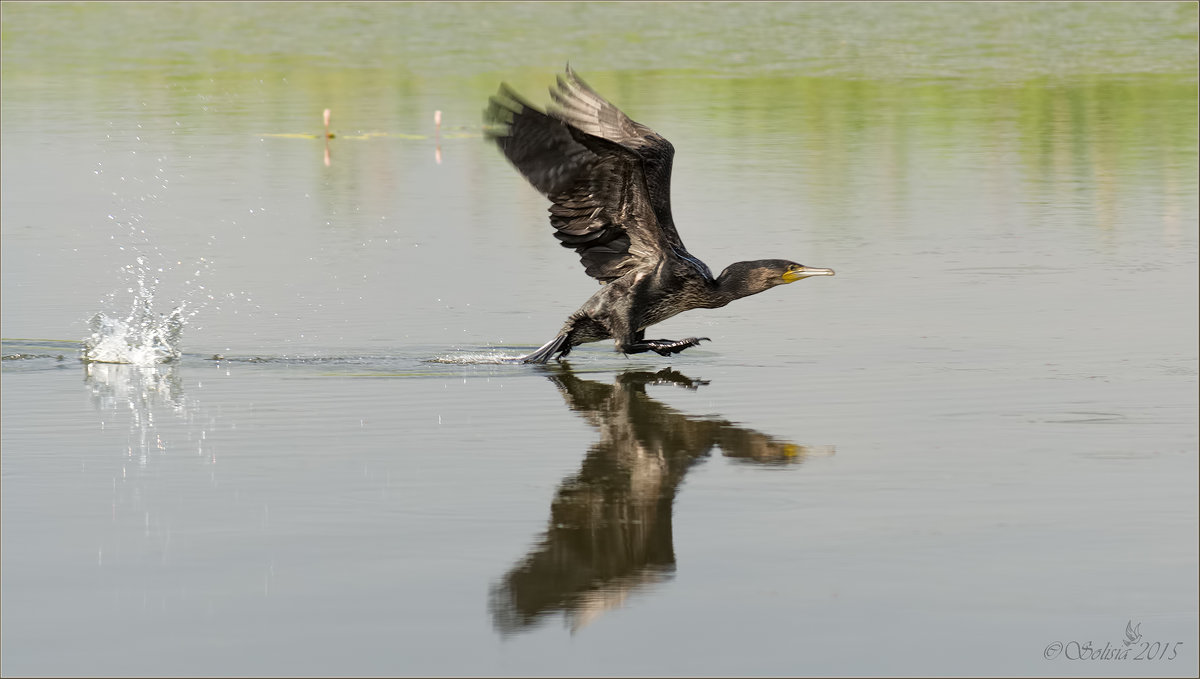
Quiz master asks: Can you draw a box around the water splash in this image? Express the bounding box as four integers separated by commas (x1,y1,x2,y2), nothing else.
427,352,528,365
83,256,192,365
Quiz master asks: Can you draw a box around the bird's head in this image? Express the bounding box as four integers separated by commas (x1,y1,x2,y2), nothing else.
717,259,835,298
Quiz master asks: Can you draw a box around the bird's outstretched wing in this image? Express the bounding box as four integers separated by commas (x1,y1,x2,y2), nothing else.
485,68,690,283
548,66,682,245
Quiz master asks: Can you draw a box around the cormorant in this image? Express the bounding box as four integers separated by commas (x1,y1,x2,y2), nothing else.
485,67,834,364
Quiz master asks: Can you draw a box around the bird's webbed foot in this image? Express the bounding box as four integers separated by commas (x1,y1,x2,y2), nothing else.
624,337,710,357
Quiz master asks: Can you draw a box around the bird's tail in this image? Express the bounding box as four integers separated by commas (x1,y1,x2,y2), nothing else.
520,334,570,364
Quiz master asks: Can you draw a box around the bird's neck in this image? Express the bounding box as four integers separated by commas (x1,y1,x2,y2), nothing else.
709,262,767,307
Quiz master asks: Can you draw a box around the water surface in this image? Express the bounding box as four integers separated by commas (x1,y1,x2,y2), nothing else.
2,2,1197,676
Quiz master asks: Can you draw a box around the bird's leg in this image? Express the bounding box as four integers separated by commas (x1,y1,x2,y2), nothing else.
618,329,710,357
642,337,710,356
637,329,711,356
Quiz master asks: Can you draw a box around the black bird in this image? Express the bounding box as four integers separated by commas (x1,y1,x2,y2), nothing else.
485,67,834,363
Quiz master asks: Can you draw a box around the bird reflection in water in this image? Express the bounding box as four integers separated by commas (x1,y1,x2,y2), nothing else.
489,363,833,635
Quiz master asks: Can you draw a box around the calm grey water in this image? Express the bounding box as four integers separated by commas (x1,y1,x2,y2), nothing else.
2,3,1197,676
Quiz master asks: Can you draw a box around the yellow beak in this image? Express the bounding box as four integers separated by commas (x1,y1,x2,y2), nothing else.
783,266,835,283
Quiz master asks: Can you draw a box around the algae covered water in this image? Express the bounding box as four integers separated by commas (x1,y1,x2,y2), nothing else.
2,3,1197,676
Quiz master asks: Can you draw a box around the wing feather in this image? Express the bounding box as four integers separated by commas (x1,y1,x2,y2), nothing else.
548,66,683,248
485,70,688,283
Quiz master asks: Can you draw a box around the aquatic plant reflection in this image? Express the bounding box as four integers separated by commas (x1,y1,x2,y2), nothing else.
489,364,832,635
